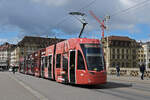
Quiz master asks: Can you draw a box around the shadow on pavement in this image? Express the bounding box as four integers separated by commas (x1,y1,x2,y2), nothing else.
69,81,132,89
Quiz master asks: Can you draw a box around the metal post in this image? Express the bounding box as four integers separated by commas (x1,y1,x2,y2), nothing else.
106,35,109,70
105,15,110,71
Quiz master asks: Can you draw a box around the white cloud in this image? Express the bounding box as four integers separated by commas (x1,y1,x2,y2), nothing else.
0,0,150,40
119,0,135,7
0,37,20,45
0,39,8,44
32,0,69,6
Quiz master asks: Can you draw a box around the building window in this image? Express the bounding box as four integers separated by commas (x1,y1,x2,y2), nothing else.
126,63,129,67
132,49,136,54
122,55,124,59
133,62,136,68
133,55,136,59
120,42,123,46
148,63,150,68
115,41,118,45
124,42,127,46
127,42,130,46
126,55,128,59
113,49,115,54
113,41,116,46
126,49,128,54
117,49,119,54
113,55,115,59
113,41,115,46
122,49,124,54
122,62,124,67
117,55,120,59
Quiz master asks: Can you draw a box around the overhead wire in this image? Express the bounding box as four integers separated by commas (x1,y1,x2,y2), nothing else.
48,0,150,37
50,0,98,31
107,0,150,33
110,0,150,17
73,0,150,38
78,0,97,11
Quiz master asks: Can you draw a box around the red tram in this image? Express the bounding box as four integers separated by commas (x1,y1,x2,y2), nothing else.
19,38,107,85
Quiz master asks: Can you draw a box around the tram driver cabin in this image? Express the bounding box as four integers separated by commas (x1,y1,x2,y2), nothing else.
19,38,107,85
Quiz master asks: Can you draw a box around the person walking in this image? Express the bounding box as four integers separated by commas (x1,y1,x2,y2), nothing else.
140,64,146,80
116,65,120,77
12,67,15,74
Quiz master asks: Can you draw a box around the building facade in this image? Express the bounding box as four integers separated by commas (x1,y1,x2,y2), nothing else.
14,36,65,67
17,36,65,57
10,46,19,67
102,36,140,76
103,36,138,69
0,42,16,70
138,42,150,69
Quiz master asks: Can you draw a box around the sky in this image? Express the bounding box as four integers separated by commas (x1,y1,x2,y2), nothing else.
0,0,150,44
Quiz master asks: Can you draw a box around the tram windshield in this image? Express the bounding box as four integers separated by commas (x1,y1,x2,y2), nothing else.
81,44,104,71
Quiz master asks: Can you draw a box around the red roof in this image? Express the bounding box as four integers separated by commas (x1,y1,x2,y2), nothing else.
0,42,16,51
107,36,132,41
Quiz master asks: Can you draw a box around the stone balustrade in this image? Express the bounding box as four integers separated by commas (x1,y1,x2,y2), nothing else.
108,68,150,78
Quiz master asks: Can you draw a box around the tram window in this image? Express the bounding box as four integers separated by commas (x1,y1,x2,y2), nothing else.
56,54,61,68
77,50,85,70
41,57,45,67
70,51,75,68
48,55,52,68
63,53,68,70
45,56,47,68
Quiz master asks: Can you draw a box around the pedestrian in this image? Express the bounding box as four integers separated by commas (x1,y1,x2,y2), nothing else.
116,65,120,76
13,67,15,74
139,64,146,80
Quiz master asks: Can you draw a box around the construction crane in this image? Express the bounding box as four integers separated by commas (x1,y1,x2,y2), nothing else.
89,10,110,70
89,10,109,38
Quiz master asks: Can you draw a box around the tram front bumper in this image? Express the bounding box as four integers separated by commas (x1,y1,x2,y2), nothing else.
87,72,107,85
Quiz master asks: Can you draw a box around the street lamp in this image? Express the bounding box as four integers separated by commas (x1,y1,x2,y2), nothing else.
69,12,88,38
69,12,85,16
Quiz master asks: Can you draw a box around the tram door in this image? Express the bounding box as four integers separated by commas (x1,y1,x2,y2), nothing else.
62,53,68,83
48,55,52,78
69,50,76,84
41,57,45,77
